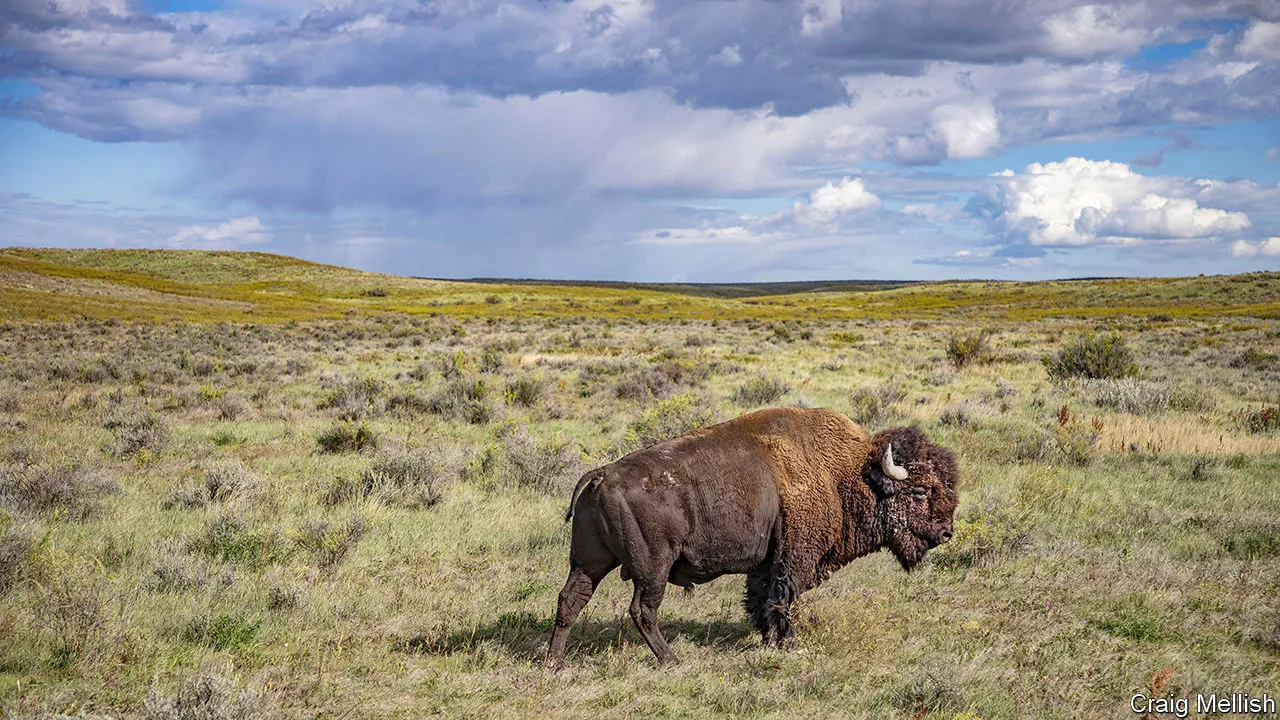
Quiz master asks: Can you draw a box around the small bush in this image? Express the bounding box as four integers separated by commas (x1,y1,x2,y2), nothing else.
1091,378,1170,415
1240,406,1280,434
0,463,120,520
1093,596,1171,643
429,377,494,424
110,412,168,458
214,394,251,421
28,556,109,668
624,393,716,450
145,672,261,720
945,331,992,369
386,391,433,417
1009,427,1056,464
186,614,261,651
150,538,208,592
1229,348,1279,370
733,376,790,406
192,514,286,568
1054,424,1099,466
316,421,379,454
1043,333,1138,381
0,518,34,594
939,402,982,429
614,360,709,401
166,463,265,509
828,331,863,345
1170,386,1216,412
847,383,905,427
295,516,369,568
925,369,954,387
504,375,545,408
500,429,584,494
266,582,303,611
480,346,505,373
932,505,1029,570
205,463,265,503
354,447,461,508
319,377,387,420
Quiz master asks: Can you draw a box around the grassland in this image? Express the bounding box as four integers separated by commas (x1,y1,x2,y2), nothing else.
4,247,1279,323
0,249,1278,719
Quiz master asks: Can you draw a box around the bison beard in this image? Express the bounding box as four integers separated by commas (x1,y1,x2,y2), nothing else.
544,408,959,668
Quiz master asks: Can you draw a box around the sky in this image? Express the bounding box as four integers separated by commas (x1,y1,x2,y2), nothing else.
1,0,1279,281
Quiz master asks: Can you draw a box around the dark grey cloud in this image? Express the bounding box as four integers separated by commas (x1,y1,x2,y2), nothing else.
5,0,1279,118
3,0,1280,280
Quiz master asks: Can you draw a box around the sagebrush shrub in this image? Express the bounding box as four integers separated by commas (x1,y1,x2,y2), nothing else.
1043,333,1138,381
1090,378,1171,415
733,376,790,406
109,411,168,458
504,375,545,408
428,377,494,424
945,331,992,369
0,519,34,594
1240,406,1280,434
848,383,906,427
150,538,208,592
295,515,369,568
316,421,379,454
0,463,120,520
319,377,387,420
624,392,716,450
214,394,251,421
355,447,461,508
500,429,583,494
192,514,286,568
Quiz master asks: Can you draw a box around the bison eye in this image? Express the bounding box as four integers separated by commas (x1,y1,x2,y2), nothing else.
910,488,928,500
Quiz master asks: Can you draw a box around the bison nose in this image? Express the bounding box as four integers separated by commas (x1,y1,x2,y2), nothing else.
939,530,953,543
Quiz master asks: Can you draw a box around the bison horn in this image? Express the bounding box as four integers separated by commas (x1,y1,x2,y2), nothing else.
882,444,908,481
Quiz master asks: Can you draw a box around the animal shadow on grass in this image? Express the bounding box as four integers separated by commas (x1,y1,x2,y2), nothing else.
395,611,755,662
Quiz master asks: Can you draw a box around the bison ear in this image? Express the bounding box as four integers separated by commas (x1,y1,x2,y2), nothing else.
867,468,899,497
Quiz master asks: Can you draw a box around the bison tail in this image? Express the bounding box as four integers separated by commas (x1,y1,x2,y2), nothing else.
564,469,602,522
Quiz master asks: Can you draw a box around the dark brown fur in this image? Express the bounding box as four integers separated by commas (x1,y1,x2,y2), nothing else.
544,407,959,668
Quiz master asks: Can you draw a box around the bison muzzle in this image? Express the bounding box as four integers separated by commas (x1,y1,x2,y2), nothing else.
544,407,959,668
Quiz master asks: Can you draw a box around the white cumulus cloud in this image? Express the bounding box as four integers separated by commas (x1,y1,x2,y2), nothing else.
1230,237,1280,257
793,177,882,227
1041,4,1150,57
1237,21,1280,62
166,216,269,247
971,157,1251,246
929,100,1001,160
637,176,880,246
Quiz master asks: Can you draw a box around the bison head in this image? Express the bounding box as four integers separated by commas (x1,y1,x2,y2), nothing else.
863,426,959,571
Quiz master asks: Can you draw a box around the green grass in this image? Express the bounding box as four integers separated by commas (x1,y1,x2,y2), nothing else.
0,251,1277,718
3,247,1279,322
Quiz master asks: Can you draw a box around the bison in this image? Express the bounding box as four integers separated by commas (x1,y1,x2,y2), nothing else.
544,406,959,668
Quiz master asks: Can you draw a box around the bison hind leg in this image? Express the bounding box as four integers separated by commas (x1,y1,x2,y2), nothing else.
544,559,617,671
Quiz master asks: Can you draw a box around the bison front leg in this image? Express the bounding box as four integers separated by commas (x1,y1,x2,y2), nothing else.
744,559,797,647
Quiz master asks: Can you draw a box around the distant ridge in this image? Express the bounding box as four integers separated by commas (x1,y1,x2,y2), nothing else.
1,247,1277,322
422,278,919,299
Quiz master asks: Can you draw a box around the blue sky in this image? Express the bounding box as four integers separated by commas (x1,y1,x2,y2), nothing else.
2,0,1279,281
